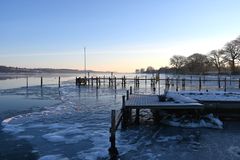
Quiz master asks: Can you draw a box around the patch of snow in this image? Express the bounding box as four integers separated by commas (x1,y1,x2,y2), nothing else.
38,154,69,160
228,146,240,158
161,114,223,129
156,135,183,143
17,135,35,140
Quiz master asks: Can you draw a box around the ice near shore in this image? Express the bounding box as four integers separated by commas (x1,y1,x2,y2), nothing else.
161,113,223,129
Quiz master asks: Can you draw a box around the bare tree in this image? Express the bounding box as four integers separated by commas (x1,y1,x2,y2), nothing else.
208,49,225,74
170,55,186,73
146,66,155,73
223,40,240,74
186,53,210,74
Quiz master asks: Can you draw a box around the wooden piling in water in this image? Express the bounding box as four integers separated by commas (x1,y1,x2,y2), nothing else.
114,77,117,89
41,77,43,87
182,78,185,90
218,76,221,89
58,76,61,88
135,109,140,125
26,77,28,88
199,77,201,91
176,77,179,91
121,95,127,129
126,90,129,100
91,77,93,86
130,86,132,95
108,110,118,159
224,77,227,92
239,78,240,89
109,77,111,87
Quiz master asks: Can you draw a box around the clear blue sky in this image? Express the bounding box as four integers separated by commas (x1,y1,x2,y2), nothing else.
1,0,240,72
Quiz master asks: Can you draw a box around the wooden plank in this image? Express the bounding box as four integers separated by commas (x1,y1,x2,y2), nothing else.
125,94,203,109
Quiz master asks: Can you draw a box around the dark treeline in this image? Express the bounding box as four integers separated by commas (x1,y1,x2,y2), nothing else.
136,35,240,75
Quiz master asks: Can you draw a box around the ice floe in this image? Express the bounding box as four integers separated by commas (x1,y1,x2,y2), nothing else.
161,113,223,129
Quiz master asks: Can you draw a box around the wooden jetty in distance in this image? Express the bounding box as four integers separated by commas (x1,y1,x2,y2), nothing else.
75,75,240,92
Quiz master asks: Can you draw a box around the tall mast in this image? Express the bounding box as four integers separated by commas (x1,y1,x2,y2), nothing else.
84,47,86,77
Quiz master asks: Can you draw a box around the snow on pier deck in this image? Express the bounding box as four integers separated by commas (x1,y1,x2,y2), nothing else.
125,94,203,109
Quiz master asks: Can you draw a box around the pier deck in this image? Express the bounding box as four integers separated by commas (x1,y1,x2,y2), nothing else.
125,94,203,109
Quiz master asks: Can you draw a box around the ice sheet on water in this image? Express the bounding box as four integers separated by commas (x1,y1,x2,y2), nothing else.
175,91,240,102
161,113,223,129
156,135,183,143
228,146,240,158
38,154,69,160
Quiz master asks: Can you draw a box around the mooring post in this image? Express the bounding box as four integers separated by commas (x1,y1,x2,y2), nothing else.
114,77,117,89
109,77,111,87
40,77,43,87
126,90,129,100
58,76,61,88
199,77,202,91
99,77,101,86
218,76,221,89
224,77,227,92
124,76,126,87
176,77,179,91
239,78,240,89
108,110,118,159
121,95,127,129
75,77,77,86
96,77,99,88
182,78,185,90
190,76,192,85
26,76,28,88
135,109,140,125
130,86,132,95
91,77,93,86
104,75,105,85
145,76,147,85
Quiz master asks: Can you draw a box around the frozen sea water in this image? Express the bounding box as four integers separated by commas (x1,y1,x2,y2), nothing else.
1,76,240,160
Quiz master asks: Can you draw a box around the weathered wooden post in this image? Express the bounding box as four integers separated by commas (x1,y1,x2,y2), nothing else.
190,76,192,85
145,76,147,85
109,77,111,87
126,90,129,100
121,95,127,129
130,86,132,95
58,76,61,88
75,77,77,86
114,77,117,89
121,77,123,87
182,78,185,90
26,77,28,88
224,77,227,92
165,77,169,90
199,77,202,91
40,77,43,87
91,77,93,86
218,76,221,89
176,77,179,92
230,74,232,85
96,77,99,89
239,78,240,89
108,110,118,159
99,77,101,86
135,109,140,125
103,75,105,85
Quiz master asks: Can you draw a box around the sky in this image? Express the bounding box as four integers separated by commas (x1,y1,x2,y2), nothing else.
0,0,240,72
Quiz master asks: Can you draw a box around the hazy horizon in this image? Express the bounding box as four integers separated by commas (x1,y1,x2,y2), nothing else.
1,0,240,72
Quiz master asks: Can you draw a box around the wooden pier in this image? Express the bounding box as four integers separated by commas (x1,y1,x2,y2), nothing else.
108,89,203,159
